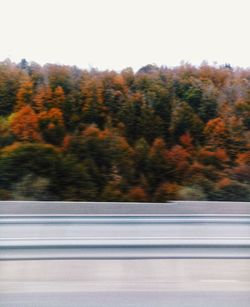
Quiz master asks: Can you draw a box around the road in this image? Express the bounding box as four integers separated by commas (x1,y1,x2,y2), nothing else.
1,259,250,306
0,201,250,306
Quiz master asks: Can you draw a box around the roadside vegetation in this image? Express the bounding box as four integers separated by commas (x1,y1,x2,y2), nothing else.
0,59,249,201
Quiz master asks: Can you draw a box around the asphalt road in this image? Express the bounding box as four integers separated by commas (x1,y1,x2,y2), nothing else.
1,292,249,307
1,259,250,306
1,201,250,214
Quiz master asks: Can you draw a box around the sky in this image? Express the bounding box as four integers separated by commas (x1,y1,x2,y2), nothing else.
1,0,250,71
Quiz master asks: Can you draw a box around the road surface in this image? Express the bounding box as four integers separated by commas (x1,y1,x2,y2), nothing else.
1,259,250,306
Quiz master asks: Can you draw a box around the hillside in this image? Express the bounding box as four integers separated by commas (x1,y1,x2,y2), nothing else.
0,60,249,201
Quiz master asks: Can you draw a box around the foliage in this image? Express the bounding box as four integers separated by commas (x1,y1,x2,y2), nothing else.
0,60,249,201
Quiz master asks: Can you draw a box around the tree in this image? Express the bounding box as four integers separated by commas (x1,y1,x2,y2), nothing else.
170,101,204,143
0,143,61,192
165,145,191,181
12,174,51,200
180,133,194,153
235,98,250,130
81,78,106,128
15,80,33,110
134,138,150,177
0,61,21,115
198,147,229,169
67,126,134,191
52,86,65,108
178,185,207,200
0,61,249,201
147,138,171,193
127,186,148,202
10,105,41,142
0,116,13,147
212,179,250,201
38,108,65,145
0,143,97,200
18,59,29,71
46,64,73,93
154,182,181,202
33,85,53,112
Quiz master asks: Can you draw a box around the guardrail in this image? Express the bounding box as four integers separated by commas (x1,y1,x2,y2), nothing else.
1,215,250,224
1,237,250,260
1,215,249,260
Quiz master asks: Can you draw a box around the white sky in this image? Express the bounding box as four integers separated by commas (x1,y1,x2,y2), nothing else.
0,0,250,71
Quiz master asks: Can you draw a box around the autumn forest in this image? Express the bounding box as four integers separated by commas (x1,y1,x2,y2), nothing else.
0,59,249,201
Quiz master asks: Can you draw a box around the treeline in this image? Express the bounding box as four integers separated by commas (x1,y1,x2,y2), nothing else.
0,59,249,201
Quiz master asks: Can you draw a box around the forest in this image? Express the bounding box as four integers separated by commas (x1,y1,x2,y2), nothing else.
0,59,249,201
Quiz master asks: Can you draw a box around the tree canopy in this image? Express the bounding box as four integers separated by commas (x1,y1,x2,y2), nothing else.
0,60,249,201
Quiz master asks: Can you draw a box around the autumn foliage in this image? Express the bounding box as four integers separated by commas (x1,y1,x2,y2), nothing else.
0,60,249,201
10,105,41,142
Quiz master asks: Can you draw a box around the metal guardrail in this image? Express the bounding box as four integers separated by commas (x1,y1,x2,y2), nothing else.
1,238,250,260
1,215,250,224
1,215,250,260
